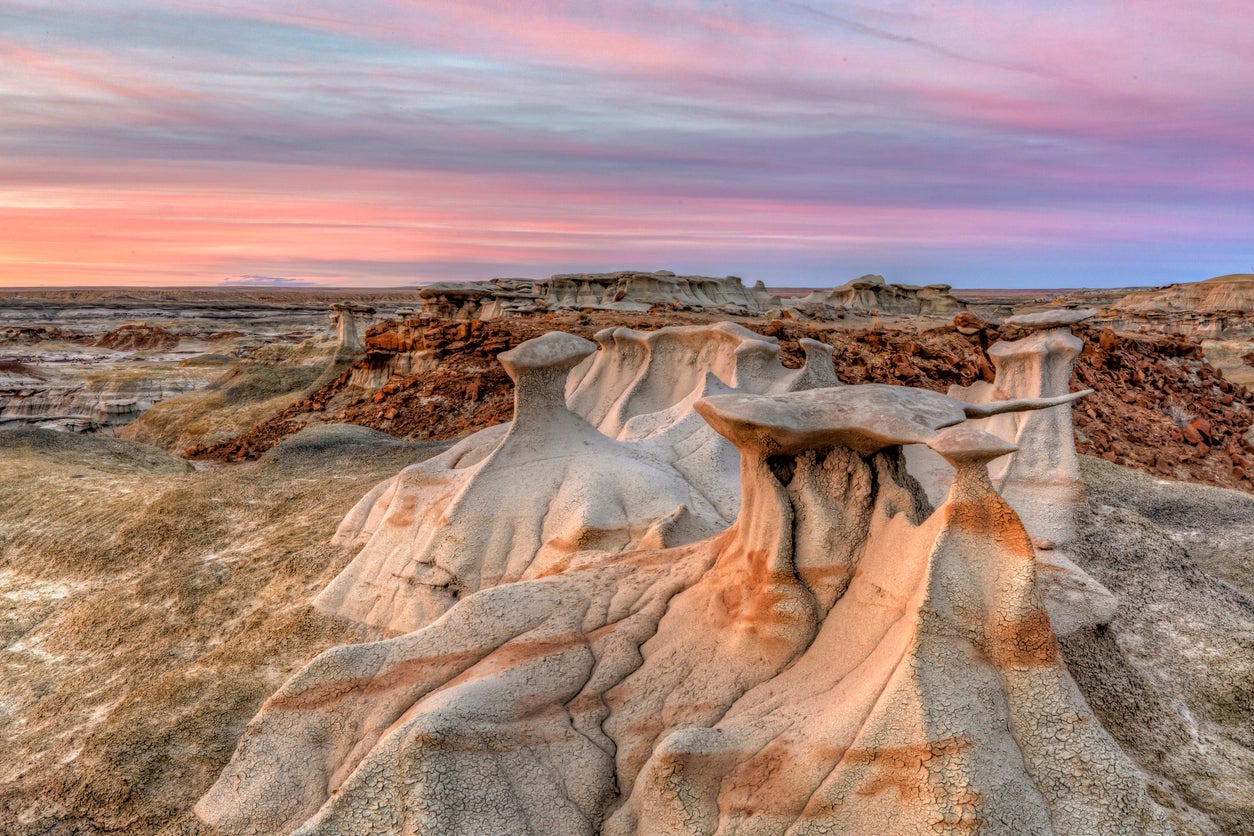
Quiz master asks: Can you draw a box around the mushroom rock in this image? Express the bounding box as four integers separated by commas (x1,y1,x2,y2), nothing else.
602,387,944,816
613,412,1162,835
948,308,1096,546
328,303,376,353
198,383,1165,835
313,332,726,634
930,308,1119,636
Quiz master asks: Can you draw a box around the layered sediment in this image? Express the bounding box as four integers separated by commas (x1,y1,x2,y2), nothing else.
1098,273,1253,340
418,271,776,319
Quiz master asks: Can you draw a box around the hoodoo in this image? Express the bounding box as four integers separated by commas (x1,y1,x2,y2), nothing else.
197,325,1166,835
329,303,376,353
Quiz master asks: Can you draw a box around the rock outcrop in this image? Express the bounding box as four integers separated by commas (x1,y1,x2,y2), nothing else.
0,363,213,432
196,326,1165,835
1111,273,1254,315
792,274,966,316
417,271,776,319
1102,274,1254,340
93,324,180,352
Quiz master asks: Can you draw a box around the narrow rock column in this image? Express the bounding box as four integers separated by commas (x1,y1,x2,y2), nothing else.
498,331,597,435
329,303,375,353
954,308,1096,545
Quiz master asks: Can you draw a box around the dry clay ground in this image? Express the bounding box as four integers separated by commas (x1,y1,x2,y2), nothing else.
0,426,446,835
0,432,1251,833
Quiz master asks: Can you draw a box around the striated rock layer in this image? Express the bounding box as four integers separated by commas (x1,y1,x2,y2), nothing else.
1111,273,1254,315
1101,273,1254,340
418,271,776,320
197,325,1165,835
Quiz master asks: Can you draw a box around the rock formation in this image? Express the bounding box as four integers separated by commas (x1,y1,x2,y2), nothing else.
329,303,376,352
1101,273,1254,339
196,324,1166,835
319,324,837,632
93,324,180,352
947,308,1097,546
314,331,727,634
1111,273,1254,315
417,271,777,319
0,363,213,433
792,274,967,316
566,322,837,436
414,272,966,323
911,309,1121,636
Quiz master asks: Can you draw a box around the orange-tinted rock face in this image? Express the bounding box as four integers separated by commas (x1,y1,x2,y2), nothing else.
196,330,1168,836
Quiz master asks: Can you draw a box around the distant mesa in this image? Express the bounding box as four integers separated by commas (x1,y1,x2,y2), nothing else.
93,324,180,352
412,270,965,321
792,273,967,317
415,270,775,319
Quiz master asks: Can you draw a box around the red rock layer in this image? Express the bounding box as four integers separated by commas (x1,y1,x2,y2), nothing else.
188,314,1254,493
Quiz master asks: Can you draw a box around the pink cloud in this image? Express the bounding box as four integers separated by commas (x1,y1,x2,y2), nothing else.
1,1,1250,287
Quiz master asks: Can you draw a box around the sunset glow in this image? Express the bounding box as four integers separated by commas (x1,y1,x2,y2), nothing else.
2,0,1252,288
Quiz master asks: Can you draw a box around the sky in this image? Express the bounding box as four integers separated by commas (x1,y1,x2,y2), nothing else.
1,1,1252,289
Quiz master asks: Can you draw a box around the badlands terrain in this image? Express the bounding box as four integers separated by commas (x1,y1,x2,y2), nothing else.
0,271,1252,835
